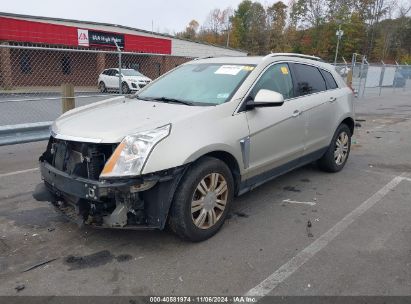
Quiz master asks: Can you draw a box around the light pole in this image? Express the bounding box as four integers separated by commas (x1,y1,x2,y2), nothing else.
334,25,344,65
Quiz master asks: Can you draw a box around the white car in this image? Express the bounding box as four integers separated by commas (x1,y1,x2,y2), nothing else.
98,68,151,93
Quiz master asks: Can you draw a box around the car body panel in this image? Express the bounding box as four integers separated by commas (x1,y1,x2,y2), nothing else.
53,98,211,143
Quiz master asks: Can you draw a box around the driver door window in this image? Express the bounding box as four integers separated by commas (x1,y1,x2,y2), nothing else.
249,63,294,100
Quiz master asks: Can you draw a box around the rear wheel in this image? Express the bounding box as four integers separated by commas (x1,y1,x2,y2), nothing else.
318,123,351,172
99,81,106,93
169,157,234,242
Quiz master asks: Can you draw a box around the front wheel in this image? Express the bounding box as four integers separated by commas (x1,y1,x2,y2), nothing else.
169,157,234,242
121,82,130,94
99,81,106,93
318,123,351,172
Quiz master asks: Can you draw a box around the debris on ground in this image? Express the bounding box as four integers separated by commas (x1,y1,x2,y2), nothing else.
47,227,55,232
355,122,362,128
15,284,25,292
179,276,184,282
306,220,313,238
283,199,316,206
22,258,58,273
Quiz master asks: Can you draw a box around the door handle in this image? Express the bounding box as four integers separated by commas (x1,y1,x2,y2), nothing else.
329,97,337,103
292,110,300,117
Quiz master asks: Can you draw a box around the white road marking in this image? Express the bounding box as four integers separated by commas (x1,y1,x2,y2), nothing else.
0,167,38,178
245,175,407,297
282,199,316,206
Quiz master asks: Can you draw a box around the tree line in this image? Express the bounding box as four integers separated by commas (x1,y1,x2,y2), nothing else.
176,0,411,63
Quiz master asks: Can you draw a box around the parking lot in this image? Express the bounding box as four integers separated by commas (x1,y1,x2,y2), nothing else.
0,91,410,297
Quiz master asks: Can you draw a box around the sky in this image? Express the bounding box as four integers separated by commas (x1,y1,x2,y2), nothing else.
0,0,246,34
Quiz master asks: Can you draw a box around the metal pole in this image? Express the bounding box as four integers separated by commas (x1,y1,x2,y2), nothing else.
114,40,122,95
334,25,342,65
379,61,384,96
358,55,365,98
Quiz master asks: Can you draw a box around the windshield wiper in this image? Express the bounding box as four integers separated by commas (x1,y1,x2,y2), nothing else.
137,96,194,106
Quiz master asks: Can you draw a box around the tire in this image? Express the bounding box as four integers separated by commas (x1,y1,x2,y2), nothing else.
121,82,130,94
318,123,351,172
168,157,234,242
99,81,106,93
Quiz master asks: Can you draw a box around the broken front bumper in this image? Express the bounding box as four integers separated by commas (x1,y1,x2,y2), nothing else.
36,160,187,230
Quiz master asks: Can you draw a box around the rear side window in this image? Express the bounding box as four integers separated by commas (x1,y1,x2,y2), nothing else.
321,69,338,90
293,64,326,96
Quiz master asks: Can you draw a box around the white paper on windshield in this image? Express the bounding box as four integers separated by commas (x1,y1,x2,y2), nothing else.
215,65,244,75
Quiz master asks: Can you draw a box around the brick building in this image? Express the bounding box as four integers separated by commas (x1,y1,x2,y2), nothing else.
0,12,246,89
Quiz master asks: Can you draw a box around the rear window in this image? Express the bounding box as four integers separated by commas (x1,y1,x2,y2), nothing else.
321,69,338,90
293,64,326,96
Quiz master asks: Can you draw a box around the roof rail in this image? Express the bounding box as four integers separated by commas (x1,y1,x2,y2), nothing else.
263,53,322,61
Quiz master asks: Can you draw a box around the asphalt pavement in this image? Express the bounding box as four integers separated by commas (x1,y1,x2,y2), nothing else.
0,91,410,297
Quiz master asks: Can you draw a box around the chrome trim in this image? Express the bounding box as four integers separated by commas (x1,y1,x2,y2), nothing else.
240,137,250,169
53,133,103,143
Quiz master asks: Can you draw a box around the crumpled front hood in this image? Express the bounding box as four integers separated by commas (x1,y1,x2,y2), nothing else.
52,97,210,143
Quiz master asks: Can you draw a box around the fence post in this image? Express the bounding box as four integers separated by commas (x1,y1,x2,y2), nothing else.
347,69,353,89
61,83,75,113
114,40,122,95
0,42,13,90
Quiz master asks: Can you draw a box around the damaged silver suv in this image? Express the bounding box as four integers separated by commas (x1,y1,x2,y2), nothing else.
34,53,354,241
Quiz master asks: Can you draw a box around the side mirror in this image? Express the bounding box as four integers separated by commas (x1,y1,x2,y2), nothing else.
246,89,284,110
115,73,120,77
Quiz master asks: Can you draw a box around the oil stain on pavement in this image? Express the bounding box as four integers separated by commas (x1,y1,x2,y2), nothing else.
64,250,133,270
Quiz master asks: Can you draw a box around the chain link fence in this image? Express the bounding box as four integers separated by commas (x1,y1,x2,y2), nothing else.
0,44,193,126
2,45,411,130
333,55,411,98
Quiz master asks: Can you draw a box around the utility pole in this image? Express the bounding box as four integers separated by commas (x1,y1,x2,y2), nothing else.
334,24,344,65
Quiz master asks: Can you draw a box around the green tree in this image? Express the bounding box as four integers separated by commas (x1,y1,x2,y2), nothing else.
267,1,288,52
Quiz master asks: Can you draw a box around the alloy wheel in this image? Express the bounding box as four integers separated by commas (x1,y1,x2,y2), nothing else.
191,173,228,229
334,131,349,165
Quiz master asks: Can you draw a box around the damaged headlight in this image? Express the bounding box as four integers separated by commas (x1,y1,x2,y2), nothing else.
100,124,171,178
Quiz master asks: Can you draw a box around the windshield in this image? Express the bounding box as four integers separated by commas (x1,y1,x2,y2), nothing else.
137,63,255,105
122,69,144,77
